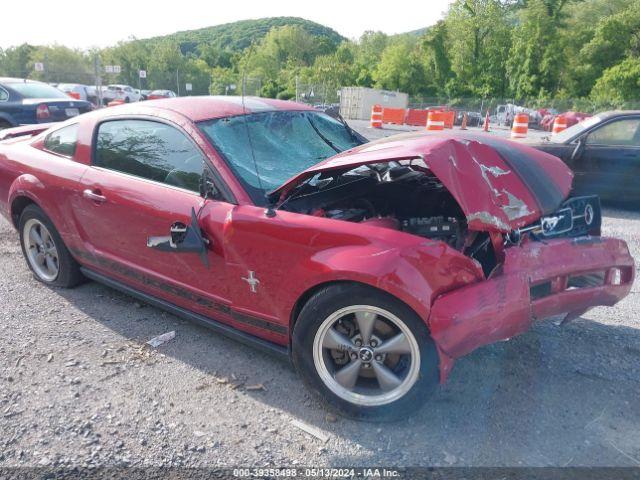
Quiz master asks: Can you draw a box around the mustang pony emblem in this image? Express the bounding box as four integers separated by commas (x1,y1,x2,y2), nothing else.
541,214,563,233
242,271,260,293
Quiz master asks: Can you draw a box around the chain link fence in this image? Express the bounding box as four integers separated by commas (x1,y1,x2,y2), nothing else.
294,81,340,107
8,62,640,119
408,95,640,116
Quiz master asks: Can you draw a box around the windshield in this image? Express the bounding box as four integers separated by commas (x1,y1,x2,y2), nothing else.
198,110,363,205
9,82,69,99
550,115,600,143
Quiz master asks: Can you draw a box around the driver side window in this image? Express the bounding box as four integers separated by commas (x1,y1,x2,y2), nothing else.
586,118,640,147
94,119,204,192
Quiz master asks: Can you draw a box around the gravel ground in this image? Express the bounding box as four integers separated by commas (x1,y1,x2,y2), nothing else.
0,123,639,469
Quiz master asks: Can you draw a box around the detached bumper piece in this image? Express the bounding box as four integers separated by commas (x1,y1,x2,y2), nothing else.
429,236,634,361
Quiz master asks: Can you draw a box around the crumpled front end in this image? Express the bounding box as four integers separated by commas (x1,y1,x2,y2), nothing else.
429,235,635,382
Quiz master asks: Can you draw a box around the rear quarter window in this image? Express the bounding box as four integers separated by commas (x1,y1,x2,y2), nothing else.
43,124,79,157
0,87,8,102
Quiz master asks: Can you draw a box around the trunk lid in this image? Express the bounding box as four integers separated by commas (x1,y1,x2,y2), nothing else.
271,132,573,233
22,98,92,121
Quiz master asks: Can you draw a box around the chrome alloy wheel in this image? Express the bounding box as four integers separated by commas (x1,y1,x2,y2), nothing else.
313,305,421,407
23,218,59,282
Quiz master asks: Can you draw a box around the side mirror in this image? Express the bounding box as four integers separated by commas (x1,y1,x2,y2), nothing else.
147,208,210,267
199,167,220,200
571,136,586,161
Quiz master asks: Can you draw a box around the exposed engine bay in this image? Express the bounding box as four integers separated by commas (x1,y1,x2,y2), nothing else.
279,161,498,276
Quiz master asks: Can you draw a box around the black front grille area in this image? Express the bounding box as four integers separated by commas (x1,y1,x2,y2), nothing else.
530,195,602,240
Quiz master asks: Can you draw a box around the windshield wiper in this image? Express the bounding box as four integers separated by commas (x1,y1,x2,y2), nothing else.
306,116,341,153
335,112,366,145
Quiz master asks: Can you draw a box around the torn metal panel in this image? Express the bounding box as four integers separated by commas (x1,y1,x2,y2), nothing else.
501,190,532,220
466,211,511,232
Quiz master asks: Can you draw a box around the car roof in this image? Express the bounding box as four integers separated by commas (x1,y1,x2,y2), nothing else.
98,96,316,122
597,110,640,119
0,77,44,85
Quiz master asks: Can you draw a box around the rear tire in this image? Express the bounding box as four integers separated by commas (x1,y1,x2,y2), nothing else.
0,120,12,131
292,283,439,421
18,204,83,288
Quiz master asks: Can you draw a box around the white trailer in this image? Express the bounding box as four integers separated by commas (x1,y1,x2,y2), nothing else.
339,87,409,120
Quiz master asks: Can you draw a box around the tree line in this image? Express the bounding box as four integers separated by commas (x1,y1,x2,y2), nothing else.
1,0,639,110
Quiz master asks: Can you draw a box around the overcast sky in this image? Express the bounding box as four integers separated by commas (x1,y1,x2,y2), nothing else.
1,0,454,49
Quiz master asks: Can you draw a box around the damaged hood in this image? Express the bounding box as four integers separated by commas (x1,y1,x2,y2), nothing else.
272,132,573,233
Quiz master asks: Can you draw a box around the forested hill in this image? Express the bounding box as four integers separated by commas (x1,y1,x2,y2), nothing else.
2,1,639,107
138,17,346,55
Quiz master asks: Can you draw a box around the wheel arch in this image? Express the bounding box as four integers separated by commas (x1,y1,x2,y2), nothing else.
8,174,48,228
10,194,37,228
289,279,430,337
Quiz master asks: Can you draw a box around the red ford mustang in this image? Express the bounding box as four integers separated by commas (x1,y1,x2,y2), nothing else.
0,97,634,419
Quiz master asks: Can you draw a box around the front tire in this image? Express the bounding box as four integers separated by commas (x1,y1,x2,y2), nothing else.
19,204,83,288
292,284,439,421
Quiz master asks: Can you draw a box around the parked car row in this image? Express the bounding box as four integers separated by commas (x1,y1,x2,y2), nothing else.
49,82,178,105
98,85,177,105
0,77,179,131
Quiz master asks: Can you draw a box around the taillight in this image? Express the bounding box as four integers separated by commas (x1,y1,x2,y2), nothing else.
68,92,81,100
36,104,50,120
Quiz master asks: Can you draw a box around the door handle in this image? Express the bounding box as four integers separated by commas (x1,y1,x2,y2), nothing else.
83,189,107,204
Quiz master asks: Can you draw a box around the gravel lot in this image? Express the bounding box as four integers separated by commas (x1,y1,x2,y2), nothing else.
1,123,639,469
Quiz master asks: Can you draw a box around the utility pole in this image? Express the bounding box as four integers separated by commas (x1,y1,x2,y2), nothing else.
43,53,48,83
94,54,102,107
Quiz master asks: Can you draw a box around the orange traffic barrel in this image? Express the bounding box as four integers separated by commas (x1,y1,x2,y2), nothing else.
370,104,383,129
483,111,490,131
511,113,529,138
552,115,567,135
426,111,445,131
